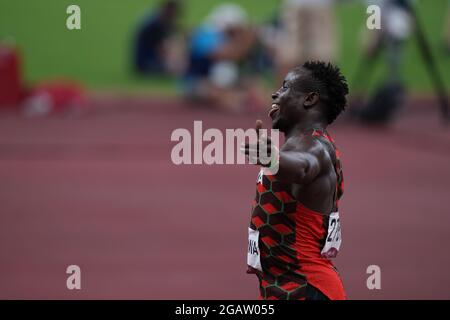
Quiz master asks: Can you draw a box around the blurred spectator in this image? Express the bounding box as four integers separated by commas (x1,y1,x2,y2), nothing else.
351,0,414,123
363,0,412,79
0,43,23,108
0,42,88,117
133,0,183,75
274,0,338,82
182,3,265,113
444,0,450,54
22,80,88,117
352,0,448,123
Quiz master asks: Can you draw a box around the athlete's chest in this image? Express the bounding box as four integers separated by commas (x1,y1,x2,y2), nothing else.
251,169,298,222
256,168,307,205
256,169,293,195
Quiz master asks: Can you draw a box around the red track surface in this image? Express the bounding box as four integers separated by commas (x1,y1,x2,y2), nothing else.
0,95,449,299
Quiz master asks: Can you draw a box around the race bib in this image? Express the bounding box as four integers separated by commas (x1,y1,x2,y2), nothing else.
321,211,342,258
247,228,262,271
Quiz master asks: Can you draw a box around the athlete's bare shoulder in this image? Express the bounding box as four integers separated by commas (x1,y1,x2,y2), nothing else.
282,135,325,157
282,134,334,176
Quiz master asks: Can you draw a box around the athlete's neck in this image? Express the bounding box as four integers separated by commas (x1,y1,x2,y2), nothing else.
284,121,328,140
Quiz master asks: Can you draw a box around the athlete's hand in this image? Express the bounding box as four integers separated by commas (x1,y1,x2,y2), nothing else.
240,120,275,167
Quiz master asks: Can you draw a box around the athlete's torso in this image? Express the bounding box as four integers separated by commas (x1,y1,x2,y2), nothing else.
247,129,346,300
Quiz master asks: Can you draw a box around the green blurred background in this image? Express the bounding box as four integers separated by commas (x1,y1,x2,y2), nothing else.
0,0,449,94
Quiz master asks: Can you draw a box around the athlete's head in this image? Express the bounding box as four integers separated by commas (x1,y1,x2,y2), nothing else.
270,61,348,133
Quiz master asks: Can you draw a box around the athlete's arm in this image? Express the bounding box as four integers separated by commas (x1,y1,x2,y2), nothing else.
241,121,324,185
274,137,323,185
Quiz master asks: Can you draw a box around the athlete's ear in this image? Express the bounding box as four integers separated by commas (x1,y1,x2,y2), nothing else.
303,92,319,109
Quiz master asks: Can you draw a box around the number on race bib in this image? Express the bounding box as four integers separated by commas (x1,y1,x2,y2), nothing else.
321,212,342,258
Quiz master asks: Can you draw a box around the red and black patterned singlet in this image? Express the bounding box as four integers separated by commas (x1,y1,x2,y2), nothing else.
247,129,346,300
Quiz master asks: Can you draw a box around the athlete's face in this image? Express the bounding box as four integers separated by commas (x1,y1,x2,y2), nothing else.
269,69,311,132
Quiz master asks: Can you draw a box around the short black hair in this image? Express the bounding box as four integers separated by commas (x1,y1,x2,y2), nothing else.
296,61,349,124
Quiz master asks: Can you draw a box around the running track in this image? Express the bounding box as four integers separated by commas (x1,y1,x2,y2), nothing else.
0,95,449,299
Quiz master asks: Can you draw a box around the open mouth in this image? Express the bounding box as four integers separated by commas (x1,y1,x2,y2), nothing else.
268,103,280,118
